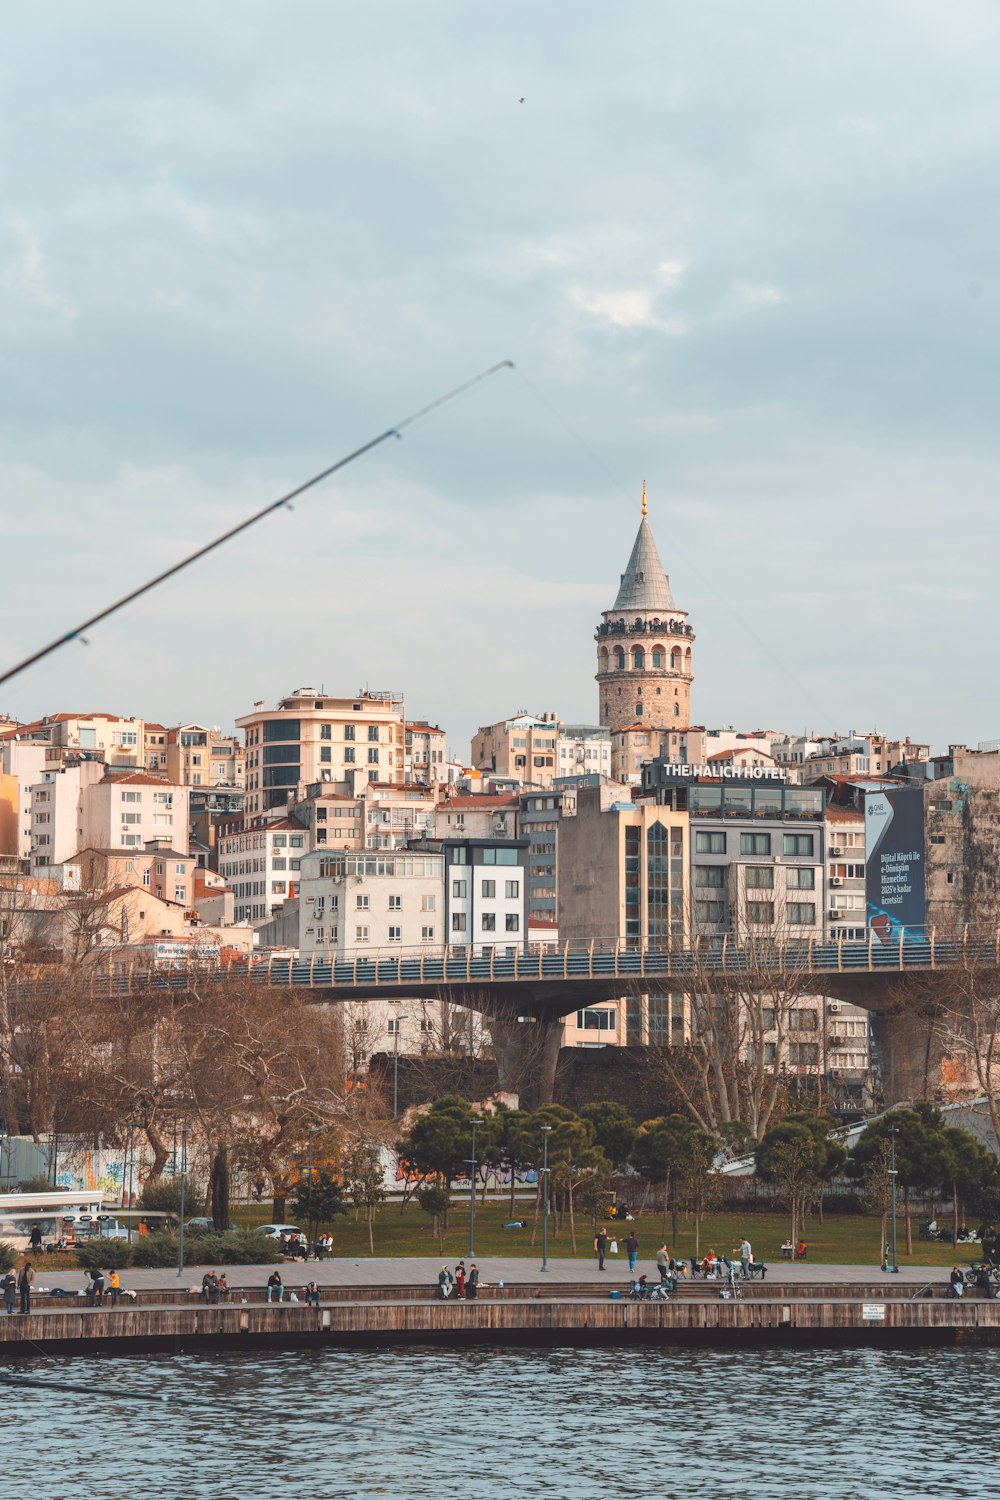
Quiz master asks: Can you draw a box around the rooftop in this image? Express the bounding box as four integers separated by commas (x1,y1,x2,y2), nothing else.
610,512,676,614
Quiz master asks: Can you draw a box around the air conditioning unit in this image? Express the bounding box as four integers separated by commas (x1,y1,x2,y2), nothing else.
828,1000,841,1013
831,876,844,887
828,910,841,921
830,846,843,856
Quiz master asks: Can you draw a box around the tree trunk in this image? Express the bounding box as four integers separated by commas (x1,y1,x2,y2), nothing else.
273,1189,287,1222
662,1178,669,1237
670,1177,678,1245
143,1122,170,1184
694,1190,702,1260
367,1209,375,1255
509,1166,516,1218
568,1187,577,1254
904,1186,913,1256
880,1210,887,1268
952,1180,959,1253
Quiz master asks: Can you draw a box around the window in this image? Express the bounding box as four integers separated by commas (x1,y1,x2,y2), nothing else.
696,831,725,854
930,834,945,845
789,1009,818,1031
787,902,816,925
505,880,519,899
356,925,369,943
273,835,287,848
272,858,287,870
505,913,520,932
345,725,355,741
788,1042,819,1066
452,879,467,898
783,833,814,857
482,913,496,931
576,1008,616,1031
786,867,815,890
388,894,402,910
271,881,285,894
695,900,723,922
745,866,774,889
452,913,467,933
696,866,724,888
320,747,332,763
174,885,186,901
121,791,140,803
356,894,369,910
482,879,496,898
368,749,379,764
321,724,332,740
747,901,774,925
421,926,435,942
344,747,355,763
388,926,402,942
740,833,771,855
143,870,150,887
368,726,379,741
482,848,517,865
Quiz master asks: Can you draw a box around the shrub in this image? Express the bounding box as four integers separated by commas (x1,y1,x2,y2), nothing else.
76,1240,135,1270
139,1177,197,1216
17,1175,55,1193
131,1228,282,1269
0,1243,16,1273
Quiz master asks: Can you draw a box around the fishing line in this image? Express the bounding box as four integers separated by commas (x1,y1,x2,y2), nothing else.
0,360,515,690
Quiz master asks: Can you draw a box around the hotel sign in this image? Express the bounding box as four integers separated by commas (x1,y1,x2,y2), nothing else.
658,763,789,783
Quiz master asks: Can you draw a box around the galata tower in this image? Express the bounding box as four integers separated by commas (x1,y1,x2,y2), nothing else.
595,484,694,731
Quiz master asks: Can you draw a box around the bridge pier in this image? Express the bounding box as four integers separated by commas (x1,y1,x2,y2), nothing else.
870,1008,976,1104
485,1005,564,1110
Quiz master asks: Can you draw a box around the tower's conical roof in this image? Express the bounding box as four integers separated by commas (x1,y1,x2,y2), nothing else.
611,515,676,612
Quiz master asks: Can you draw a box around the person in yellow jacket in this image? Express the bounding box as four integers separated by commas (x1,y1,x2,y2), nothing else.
108,1269,121,1308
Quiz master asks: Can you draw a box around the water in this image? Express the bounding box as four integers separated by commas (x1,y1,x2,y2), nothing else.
1,1344,993,1498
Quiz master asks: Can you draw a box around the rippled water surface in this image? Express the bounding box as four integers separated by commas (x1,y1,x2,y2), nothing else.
1,1344,995,1499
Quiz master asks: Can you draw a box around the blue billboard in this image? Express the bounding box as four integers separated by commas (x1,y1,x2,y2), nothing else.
864,786,926,942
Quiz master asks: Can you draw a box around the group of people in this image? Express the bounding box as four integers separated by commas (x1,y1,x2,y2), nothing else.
2,1264,33,1314
596,1230,766,1283
200,1270,230,1303
437,1262,480,1299
264,1269,322,1304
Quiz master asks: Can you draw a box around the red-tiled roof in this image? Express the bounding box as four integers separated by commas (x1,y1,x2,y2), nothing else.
825,805,865,823
440,795,519,809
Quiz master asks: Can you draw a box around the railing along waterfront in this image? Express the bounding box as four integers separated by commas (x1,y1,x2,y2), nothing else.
13,928,1000,1000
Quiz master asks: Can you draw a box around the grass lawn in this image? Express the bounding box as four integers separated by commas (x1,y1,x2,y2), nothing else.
231,1201,963,1268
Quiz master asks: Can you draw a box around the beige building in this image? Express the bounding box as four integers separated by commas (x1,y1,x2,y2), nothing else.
62,843,198,910
12,712,147,770
238,688,406,817
165,725,245,788
434,793,519,841
470,712,560,789
558,785,690,1047
596,488,695,734
405,721,447,784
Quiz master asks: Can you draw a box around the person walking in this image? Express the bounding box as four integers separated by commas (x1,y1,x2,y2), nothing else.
266,1270,283,1303
17,1262,33,1315
655,1244,670,1283
466,1264,479,1301
594,1227,608,1272
625,1231,639,1275
29,1223,43,1254
2,1270,16,1314
108,1269,121,1308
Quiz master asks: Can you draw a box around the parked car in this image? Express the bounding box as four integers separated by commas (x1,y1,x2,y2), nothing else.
185,1217,237,1232
256,1224,303,1240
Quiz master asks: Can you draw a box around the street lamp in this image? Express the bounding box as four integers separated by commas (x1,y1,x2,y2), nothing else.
306,1129,315,1248
888,1123,899,1274
391,1010,409,1119
467,1118,479,1259
176,1125,188,1278
540,1125,552,1273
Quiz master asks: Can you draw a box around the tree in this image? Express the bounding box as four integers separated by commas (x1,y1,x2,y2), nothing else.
631,1114,700,1241
395,1095,475,1227
551,1145,612,1252
417,1183,451,1240
756,1113,847,1247
347,1143,387,1254
290,1166,347,1243
578,1101,637,1170
210,1146,230,1230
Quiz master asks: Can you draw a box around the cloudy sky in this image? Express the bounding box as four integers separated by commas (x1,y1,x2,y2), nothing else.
3,1,999,755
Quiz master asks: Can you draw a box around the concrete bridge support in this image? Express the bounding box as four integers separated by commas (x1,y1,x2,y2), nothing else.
484,1004,564,1110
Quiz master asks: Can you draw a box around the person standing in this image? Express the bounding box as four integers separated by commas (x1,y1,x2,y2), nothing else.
29,1223,43,1254
466,1264,479,1300
594,1227,608,1272
738,1236,752,1279
2,1270,16,1314
655,1244,670,1283
455,1262,466,1297
625,1231,639,1274
108,1269,121,1308
17,1262,33,1315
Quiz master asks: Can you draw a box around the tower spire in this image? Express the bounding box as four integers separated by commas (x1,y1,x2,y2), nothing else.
641,479,647,518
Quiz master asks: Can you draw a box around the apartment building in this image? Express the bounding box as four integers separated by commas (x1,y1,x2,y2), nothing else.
218,815,308,925
28,759,106,870
556,725,611,780
519,775,621,926
238,688,406,816
825,804,867,941
558,787,690,1047
364,783,436,849
470,712,560,789
61,843,198,909
404,721,447,785
13,712,147,770
165,725,245,788
290,789,364,853
299,848,444,957
433,793,519,841
804,732,931,779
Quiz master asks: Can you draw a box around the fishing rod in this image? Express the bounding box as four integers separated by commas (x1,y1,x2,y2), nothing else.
0,359,514,690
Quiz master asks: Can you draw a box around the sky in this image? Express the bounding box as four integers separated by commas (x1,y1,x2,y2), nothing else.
3,1,1000,756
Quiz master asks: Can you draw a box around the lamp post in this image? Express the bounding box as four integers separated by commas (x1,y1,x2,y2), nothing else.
176,1125,188,1278
306,1129,314,1249
540,1125,551,1273
467,1118,479,1259
888,1122,899,1274
391,1011,409,1119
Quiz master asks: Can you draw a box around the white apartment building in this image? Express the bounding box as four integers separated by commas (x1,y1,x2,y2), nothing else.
556,724,611,779
78,772,189,857
218,815,308,925
238,688,406,817
825,804,867,942
298,848,444,957
433,794,519,841
29,759,105,870
364,783,436,848
404,721,447,784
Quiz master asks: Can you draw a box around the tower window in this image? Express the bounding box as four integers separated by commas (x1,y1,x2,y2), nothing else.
651,649,663,668
673,704,680,717
636,704,643,717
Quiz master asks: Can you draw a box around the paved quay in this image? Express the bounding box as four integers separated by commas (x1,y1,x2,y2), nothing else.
27,1256,955,1294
